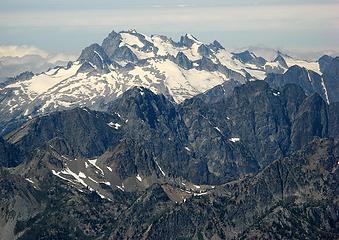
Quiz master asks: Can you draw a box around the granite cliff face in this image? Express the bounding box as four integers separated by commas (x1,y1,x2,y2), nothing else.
322,57,339,103
6,81,334,184
0,137,21,167
0,80,338,239
266,56,339,104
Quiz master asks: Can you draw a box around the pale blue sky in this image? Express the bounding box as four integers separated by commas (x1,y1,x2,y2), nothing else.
0,0,338,56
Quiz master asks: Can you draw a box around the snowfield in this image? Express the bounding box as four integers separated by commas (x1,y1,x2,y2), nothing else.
0,30,322,122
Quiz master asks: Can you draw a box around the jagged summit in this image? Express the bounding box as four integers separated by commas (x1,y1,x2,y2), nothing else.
273,54,288,68
0,29,328,134
179,33,201,47
77,43,112,73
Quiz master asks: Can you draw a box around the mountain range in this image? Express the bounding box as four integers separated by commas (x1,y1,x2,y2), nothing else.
0,30,338,239
1,30,338,134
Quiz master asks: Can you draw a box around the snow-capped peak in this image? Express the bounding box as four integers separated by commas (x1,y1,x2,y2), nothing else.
185,33,201,43
127,29,137,34
0,29,323,126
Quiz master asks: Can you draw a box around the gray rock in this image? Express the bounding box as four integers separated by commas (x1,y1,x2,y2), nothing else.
233,50,267,66
174,52,193,70
328,102,339,140
290,94,328,151
5,107,123,158
194,79,241,104
112,46,138,64
319,54,333,73
1,82,338,239
208,40,224,51
77,43,112,73
196,57,218,71
0,137,21,167
197,44,212,57
101,30,122,59
266,65,329,103
179,34,198,48
322,57,339,103
273,54,288,69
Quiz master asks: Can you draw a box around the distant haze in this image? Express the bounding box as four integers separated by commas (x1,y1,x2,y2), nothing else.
0,0,338,60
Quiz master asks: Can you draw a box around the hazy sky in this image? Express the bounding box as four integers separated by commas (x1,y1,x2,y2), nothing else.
0,0,338,57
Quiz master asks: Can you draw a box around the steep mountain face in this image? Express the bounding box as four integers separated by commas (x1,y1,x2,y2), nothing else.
6,81,331,187
0,137,21,167
107,85,260,184
226,138,338,240
77,44,112,73
290,94,329,151
266,65,332,104
233,50,267,66
103,87,192,182
0,170,42,240
329,102,339,140
0,80,338,239
193,79,241,104
322,57,339,103
5,107,124,159
273,54,288,69
138,138,338,240
1,137,337,239
180,81,334,172
319,55,334,73
0,30,323,135
3,82,337,187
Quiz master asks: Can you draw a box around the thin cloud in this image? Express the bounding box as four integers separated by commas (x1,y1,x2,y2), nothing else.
0,45,49,58
0,4,337,31
0,1,338,54
0,45,77,62
0,45,77,82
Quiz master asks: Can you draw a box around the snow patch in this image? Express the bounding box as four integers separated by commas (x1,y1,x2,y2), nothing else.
78,172,87,179
88,177,98,183
229,137,240,143
107,122,121,129
136,174,142,182
7,63,81,95
25,178,35,184
154,160,166,176
284,56,321,74
52,168,87,187
94,50,105,69
273,91,280,96
88,159,104,175
116,184,125,192
120,32,144,48
320,77,330,104
307,70,312,83
214,127,222,133
82,108,90,113
193,192,208,196
102,181,111,186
